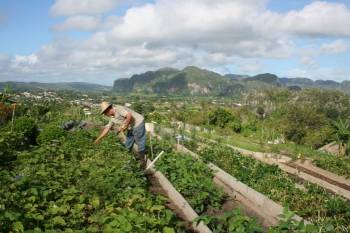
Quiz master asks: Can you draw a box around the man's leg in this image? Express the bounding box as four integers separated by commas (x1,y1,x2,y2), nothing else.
124,130,135,152
133,122,147,168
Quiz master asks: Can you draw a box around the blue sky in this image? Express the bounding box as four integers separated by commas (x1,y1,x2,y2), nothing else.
0,0,349,85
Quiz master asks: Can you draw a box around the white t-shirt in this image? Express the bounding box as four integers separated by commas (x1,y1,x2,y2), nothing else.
105,105,144,130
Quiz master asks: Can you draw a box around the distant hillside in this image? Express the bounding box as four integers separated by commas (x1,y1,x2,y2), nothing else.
246,73,280,85
0,82,111,92
114,66,245,95
279,77,315,86
114,66,349,96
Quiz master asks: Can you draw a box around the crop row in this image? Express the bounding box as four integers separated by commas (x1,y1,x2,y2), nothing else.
190,142,350,232
151,139,265,233
0,129,187,233
150,139,322,233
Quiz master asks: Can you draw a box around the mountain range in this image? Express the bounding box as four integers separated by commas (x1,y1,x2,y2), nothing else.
1,66,349,95
0,82,111,92
113,66,350,95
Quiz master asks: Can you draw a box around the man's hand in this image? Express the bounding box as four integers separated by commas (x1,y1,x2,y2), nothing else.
94,126,110,144
118,127,126,133
94,139,101,144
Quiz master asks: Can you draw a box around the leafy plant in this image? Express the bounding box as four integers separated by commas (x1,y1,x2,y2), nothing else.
155,150,225,214
36,123,67,145
268,209,320,233
196,209,263,233
332,118,350,156
197,143,350,232
0,129,187,232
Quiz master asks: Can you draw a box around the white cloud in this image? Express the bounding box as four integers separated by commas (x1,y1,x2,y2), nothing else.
287,68,308,78
14,54,38,65
2,0,350,84
50,0,124,16
0,53,9,61
238,60,264,73
301,56,315,66
281,1,350,37
287,67,349,82
108,0,292,58
53,16,101,31
321,39,349,54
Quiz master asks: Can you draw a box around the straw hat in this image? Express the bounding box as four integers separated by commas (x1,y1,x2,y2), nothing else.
100,101,112,114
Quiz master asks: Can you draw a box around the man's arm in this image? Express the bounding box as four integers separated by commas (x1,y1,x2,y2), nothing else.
94,126,111,144
119,112,132,132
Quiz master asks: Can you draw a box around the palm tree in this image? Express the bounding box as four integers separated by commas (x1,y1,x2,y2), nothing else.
333,118,350,156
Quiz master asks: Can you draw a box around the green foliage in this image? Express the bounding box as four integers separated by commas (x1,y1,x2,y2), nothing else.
227,120,242,133
132,102,156,120
208,108,241,132
12,116,39,145
241,121,258,135
156,151,225,214
332,117,350,155
26,103,51,121
313,155,350,178
37,124,67,145
209,108,232,128
333,118,350,143
0,131,23,166
279,104,333,148
197,143,350,232
0,130,186,232
0,117,39,166
268,209,320,233
0,103,14,126
303,125,334,148
197,209,263,233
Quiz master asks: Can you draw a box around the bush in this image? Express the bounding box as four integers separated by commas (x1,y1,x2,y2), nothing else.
242,121,258,136
0,103,14,126
12,116,38,145
227,120,242,133
0,131,23,166
303,126,334,148
280,105,332,146
0,117,39,166
208,108,235,128
37,124,67,145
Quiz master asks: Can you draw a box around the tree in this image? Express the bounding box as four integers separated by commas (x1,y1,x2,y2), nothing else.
280,104,332,148
208,108,242,133
208,108,234,128
333,118,350,156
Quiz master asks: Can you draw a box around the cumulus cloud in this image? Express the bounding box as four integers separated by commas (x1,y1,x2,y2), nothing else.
2,0,350,84
53,16,101,31
281,1,350,37
0,53,9,61
50,0,125,16
108,0,292,58
321,39,349,54
14,54,39,65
